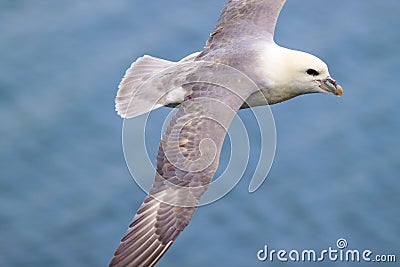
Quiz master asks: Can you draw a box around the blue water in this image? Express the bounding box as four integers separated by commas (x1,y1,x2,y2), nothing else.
1,0,399,266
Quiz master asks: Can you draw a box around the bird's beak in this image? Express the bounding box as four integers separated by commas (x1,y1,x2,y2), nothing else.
318,77,343,96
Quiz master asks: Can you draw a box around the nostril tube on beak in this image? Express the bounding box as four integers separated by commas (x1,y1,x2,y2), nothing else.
327,77,337,87
318,77,343,96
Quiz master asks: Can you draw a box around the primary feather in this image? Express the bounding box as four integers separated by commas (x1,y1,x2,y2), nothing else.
110,0,342,266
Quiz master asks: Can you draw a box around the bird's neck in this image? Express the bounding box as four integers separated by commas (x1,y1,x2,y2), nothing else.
256,44,307,104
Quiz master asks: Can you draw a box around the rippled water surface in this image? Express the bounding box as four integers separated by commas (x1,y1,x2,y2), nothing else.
1,0,399,266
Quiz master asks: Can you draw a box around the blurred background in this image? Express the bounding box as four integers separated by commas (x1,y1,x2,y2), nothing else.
1,0,399,266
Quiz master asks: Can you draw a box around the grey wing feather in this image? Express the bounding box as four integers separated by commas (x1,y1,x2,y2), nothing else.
109,81,253,267
205,0,286,49
110,1,279,264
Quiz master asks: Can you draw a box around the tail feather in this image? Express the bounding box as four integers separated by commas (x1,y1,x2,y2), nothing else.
116,55,176,118
115,52,201,119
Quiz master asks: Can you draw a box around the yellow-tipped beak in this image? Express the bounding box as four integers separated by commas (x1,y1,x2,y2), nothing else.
318,77,343,97
335,85,343,96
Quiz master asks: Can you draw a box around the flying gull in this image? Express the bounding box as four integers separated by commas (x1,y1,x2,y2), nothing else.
110,0,343,266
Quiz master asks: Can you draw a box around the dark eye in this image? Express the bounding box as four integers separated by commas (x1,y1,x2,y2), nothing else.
306,69,320,76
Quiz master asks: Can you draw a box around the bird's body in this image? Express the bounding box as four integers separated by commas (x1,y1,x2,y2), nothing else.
110,0,343,266
116,38,341,119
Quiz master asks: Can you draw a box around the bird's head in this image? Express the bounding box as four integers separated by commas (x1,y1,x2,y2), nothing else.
261,45,343,100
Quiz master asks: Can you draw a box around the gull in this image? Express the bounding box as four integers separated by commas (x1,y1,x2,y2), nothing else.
110,0,343,266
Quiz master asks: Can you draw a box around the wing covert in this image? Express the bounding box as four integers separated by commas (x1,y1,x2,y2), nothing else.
110,80,256,266
205,0,286,49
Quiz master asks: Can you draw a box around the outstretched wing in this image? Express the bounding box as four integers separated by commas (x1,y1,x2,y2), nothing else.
205,0,286,49
109,78,255,266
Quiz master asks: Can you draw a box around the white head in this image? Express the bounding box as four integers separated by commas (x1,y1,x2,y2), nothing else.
261,44,343,103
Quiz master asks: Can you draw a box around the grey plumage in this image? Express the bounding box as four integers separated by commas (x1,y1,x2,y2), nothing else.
203,0,286,50
111,80,256,266
109,1,341,267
